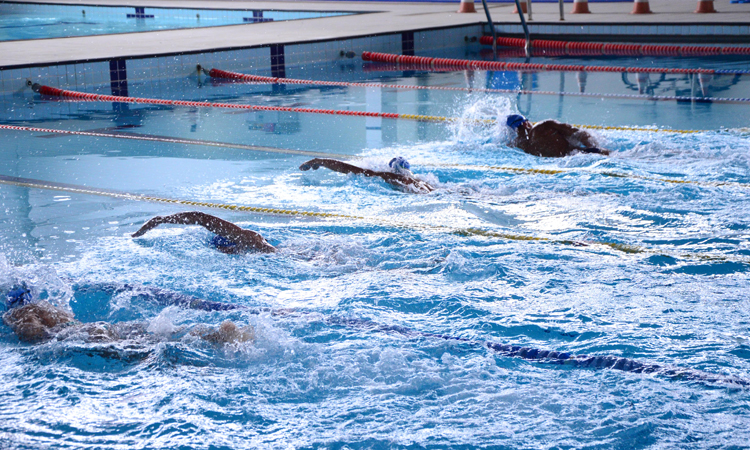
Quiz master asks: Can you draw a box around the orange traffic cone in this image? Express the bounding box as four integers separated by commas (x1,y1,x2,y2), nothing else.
632,0,652,14
571,0,591,14
513,1,528,14
457,0,476,13
695,0,717,13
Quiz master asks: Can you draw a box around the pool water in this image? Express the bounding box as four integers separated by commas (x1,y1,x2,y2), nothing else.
0,1,353,41
1,46,750,448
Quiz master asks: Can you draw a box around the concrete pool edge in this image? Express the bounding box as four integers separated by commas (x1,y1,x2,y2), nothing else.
1,0,749,69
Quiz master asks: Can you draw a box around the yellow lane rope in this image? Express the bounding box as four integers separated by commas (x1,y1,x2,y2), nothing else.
0,174,746,265
433,163,750,190
568,123,706,134
399,115,708,134
3,125,746,190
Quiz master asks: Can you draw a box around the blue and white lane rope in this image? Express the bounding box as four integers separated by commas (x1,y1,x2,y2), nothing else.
110,283,748,388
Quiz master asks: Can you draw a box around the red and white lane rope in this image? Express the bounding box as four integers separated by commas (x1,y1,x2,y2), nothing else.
480,36,750,58
31,84,439,122
361,51,750,76
27,83,719,133
206,67,750,104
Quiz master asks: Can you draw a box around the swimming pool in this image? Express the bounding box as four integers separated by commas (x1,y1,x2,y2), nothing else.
0,1,354,41
1,39,750,448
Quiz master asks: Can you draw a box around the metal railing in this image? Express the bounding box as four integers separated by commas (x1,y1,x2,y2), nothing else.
480,0,497,54
512,0,531,56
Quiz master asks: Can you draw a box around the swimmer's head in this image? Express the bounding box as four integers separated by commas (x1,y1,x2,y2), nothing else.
388,157,411,175
506,114,528,131
3,301,75,343
6,285,32,310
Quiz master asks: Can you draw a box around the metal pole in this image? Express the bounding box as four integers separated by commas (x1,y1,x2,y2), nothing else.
527,0,533,21
512,0,531,57
559,0,565,21
480,0,497,55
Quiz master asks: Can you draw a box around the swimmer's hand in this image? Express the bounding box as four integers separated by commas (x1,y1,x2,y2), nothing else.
299,159,322,171
131,216,165,238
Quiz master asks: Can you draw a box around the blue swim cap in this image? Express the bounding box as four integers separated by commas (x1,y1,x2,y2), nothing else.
506,114,528,130
6,285,32,309
388,157,411,172
210,235,239,251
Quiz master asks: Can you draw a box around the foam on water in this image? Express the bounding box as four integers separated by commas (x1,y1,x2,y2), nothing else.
449,94,516,147
1,54,750,448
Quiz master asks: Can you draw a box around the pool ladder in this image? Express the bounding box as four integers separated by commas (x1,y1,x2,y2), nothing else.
482,0,532,57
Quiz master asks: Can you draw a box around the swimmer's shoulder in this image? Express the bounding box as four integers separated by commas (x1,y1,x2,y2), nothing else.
534,119,562,128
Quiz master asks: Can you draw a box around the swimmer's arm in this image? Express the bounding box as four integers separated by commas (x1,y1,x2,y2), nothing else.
377,172,434,193
544,122,608,154
132,212,241,237
300,158,432,193
132,212,276,252
564,127,609,154
300,158,374,176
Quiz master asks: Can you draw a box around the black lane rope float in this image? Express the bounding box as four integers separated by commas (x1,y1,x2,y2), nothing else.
92,282,747,388
204,66,750,105
1,173,748,265
3,124,749,191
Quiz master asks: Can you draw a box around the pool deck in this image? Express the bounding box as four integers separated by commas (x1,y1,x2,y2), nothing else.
1,0,750,68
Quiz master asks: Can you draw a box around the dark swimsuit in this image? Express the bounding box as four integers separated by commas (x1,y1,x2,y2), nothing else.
210,235,239,252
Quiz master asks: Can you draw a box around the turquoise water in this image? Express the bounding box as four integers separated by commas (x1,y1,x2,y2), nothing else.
0,1,352,41
1,49,750,448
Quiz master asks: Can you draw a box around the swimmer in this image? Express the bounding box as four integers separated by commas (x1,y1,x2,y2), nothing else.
132,211,276,254
3,288,253,345
506,114,610,158
299,157,434,193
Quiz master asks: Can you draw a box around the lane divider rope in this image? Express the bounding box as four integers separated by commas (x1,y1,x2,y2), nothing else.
31,83,436,123
0,124,351,159
204,67,750,105
433,163,750,190
0,174,746,265
330,317,750,387
475,46,750,63
0,173,362,219
481,36,750,58
78,282,750,387
30,83,711,134
361,51,750,76
3,124,748,190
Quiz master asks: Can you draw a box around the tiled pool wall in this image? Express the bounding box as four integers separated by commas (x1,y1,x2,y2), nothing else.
490,22,750,43
0,25,482,104
0,1,352,23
